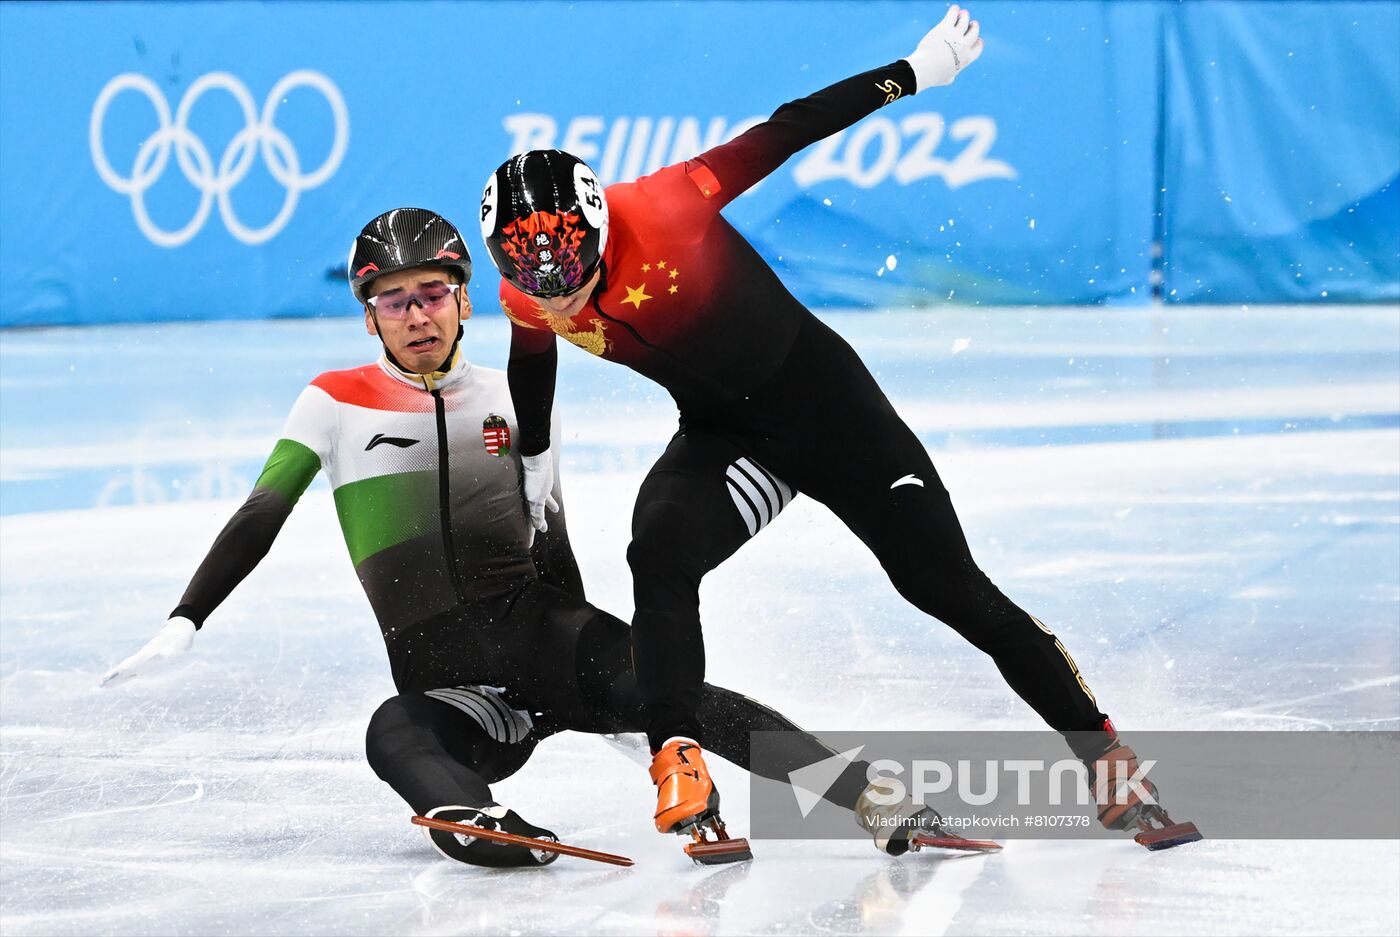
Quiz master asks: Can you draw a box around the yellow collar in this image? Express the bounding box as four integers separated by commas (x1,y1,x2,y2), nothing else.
379,346,468,391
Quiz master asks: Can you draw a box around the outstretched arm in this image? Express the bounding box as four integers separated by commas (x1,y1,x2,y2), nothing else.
168,439,320,626
102,388,329,685
689,4,984,207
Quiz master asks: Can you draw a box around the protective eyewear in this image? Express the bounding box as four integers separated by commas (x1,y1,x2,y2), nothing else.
366,282,461,320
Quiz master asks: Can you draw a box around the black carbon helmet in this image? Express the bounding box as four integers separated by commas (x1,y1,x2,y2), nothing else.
480,150,608,298
348,208,472,303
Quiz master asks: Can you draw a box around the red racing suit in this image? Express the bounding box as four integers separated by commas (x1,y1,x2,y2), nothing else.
500,60,1109,751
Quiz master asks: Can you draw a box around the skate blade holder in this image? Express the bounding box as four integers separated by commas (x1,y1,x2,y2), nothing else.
911,831,1003,854
682,817,753,865
1133,806,1204,851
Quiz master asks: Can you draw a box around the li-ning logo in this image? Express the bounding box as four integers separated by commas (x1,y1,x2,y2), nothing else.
90,71,350,247
366,434,419,451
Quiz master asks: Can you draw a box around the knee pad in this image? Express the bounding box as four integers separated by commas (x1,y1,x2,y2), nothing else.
365,693,484,772
364,695,416,779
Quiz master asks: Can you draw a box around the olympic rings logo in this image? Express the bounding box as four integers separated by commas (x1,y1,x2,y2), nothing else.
90,71,349,247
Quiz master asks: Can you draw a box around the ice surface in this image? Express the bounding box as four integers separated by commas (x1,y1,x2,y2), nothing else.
2,306,1398,935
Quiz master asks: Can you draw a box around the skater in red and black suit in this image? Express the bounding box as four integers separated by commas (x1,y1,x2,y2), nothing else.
485,5,1175,846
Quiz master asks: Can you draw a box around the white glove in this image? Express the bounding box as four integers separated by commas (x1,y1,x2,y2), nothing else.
904,4,985,91
520,450,560,536
100,616,196,687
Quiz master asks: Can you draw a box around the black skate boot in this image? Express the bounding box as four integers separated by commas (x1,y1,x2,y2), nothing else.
854,779,1001,856
421,804,560,867
1071,718,1203,850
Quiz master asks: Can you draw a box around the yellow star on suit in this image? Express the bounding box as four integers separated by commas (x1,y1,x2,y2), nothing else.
622,284,653,309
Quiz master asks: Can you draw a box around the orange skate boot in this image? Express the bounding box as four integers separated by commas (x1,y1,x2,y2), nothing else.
649,739,752,864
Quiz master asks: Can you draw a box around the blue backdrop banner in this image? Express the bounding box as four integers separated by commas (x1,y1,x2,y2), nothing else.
0,0,1160,325
0,1,1395,326
1160,2,1400,304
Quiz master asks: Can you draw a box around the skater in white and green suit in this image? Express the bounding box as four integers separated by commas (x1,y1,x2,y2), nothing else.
102,208,887,868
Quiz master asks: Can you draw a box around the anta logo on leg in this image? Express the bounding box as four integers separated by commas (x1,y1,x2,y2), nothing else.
890,474,924,489
366,433,419,451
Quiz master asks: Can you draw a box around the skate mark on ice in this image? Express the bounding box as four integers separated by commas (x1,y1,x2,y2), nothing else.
1111,521,1385,650
39,777,203,822
283,887,418,903
2,774,190,803
1220,674,1400,728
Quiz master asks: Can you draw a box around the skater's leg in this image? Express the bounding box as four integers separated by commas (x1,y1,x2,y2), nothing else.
777,343,1191,840
365,692,561,867
699,684,871,812
813,435,1104,731
485,584,647,733
556,604,870,815
765,319,1105,733
626,430,772,751
822,451,1104,730
535,583,855,849
364,692,538,814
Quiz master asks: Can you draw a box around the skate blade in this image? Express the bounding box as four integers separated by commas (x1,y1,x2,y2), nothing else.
681,816,753,865
911,832,1003,853
1135,820,1203,851
684,836,753,865
411,815,635,867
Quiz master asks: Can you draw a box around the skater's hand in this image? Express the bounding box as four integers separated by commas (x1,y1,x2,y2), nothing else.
520,449,560,537
100,616,196,687
904,4,984,91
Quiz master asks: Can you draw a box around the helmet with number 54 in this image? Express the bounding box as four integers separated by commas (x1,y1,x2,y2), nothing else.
480,150,609,299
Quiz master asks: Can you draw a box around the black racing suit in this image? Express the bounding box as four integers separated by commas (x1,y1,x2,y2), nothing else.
501,61,1109,750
